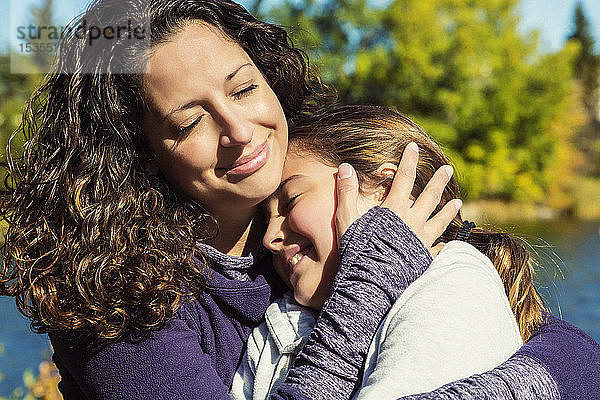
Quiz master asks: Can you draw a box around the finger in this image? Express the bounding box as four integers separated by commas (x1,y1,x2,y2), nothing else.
382,142,418,213
410,165,453,224
430,243,445,257
424,199,463,244
334,163,360,248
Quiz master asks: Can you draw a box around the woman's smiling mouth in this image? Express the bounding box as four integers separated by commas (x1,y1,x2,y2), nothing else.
223,141,270,176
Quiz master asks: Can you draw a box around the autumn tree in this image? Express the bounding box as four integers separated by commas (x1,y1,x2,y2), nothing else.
267,0,583,208
568,1,600,175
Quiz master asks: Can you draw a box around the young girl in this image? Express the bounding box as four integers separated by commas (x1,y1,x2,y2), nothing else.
230,105,597,399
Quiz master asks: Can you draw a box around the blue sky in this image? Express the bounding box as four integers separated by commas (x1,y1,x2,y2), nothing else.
1,0,599,53
517,0,600,52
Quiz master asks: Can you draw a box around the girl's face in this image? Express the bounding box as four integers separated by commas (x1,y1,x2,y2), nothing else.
143,22,288,218
263,151,379,310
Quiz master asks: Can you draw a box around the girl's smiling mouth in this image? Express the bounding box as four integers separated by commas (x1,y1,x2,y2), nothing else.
288,246,313,273
280,243,314,275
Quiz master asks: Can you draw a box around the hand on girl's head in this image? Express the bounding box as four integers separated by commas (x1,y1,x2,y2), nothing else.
335,142,462,256
261,141,461,308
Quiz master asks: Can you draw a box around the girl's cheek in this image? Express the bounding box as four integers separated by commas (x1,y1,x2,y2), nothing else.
290,202,323,234
286,209,309,238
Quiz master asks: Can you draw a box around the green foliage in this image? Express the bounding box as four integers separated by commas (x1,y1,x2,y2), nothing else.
572,177,600,219
568,2,599,111
267,0,584,206
0,55,43,192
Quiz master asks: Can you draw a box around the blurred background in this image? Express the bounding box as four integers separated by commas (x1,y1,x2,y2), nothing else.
0,0,599,398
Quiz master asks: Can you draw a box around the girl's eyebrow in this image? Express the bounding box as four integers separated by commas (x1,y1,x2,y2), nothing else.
276,174,306,193
264,174,306,219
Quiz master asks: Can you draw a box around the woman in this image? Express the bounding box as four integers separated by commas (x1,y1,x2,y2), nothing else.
0,1,597,399
0,1,454,398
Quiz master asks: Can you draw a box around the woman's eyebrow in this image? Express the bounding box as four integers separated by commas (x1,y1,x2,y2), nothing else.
225,63,252,81
163,63,253,121
163,100,204,121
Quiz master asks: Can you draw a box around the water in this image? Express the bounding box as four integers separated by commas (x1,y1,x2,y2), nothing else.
0,297,52,397
512,219,600,339
0,219,599,396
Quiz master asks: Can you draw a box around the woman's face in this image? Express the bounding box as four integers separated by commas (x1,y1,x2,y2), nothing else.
143,22,288,217
262,151,378,310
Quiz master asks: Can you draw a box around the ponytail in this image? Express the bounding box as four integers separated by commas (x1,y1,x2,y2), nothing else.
441,220,547,342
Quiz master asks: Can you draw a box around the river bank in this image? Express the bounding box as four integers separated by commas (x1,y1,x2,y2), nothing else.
461,177,600,223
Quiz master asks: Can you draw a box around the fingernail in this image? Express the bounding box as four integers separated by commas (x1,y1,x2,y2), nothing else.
444,165,453,177
338,163,353,179
454,199,463,211
407,142,418,153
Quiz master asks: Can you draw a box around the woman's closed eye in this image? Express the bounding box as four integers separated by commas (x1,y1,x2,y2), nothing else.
232,83,258,100
175,84,258,136
177,114,204,136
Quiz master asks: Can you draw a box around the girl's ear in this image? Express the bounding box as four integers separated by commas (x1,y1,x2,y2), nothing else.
374,162,397,203
376,162,398,178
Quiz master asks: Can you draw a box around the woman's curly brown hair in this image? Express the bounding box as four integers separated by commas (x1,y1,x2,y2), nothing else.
0,0,333,339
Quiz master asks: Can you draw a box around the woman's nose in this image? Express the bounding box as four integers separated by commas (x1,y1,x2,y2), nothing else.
216,104,254,147
263,218,285,254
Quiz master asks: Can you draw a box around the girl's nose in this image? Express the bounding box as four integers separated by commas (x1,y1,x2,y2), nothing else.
263,217,285,254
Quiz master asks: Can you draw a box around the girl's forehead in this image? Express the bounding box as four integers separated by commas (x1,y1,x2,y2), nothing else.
282,150,315,174
281,152,337,184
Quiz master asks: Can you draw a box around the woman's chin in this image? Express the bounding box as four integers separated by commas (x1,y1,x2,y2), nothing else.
239,167,283,202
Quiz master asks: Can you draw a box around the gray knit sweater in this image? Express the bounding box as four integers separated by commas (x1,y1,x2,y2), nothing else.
273,206,600,400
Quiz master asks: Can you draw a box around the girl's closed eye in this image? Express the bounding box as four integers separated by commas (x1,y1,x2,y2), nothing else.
284,193,301,211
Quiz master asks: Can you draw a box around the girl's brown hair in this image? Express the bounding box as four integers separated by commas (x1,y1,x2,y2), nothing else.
289,105,546,342
0,0,333,339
